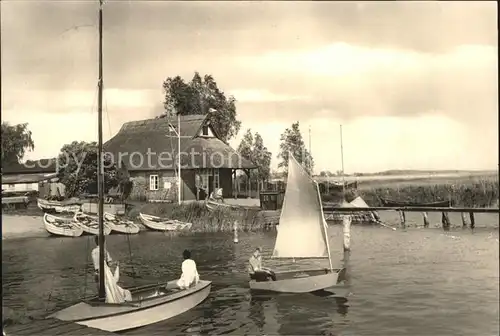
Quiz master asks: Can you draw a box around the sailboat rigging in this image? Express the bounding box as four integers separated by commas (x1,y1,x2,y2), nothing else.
249,153,344,293
47,1,211,331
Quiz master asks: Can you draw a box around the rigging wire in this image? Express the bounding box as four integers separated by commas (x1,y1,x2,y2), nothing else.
104,94,137,284
82,236,90,298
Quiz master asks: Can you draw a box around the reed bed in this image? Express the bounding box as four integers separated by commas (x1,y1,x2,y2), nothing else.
322,175,499,208
131,202,271,232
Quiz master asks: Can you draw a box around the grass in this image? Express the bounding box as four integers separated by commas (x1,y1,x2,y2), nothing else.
321,174,499,208
128,202,271,232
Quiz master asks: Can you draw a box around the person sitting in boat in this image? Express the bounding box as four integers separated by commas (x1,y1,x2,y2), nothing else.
92,236,115,288
176,249,200,290
248,247,276,281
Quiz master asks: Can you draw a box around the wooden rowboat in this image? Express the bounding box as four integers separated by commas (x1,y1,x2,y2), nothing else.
249,153,345,294
43,213,84,237
49,280,211,332
74,212,111,236
139,213,192,231
103,212,140,234
379,197,451,208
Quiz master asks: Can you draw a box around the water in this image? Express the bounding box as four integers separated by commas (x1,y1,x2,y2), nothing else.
2,219,499,335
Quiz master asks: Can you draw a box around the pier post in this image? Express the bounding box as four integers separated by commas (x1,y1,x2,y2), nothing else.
441,212,451,231
342,215,351,260
233,220,239,243
469,212,475,230
399,211,406,229
422,212,429,228
461,212,469,229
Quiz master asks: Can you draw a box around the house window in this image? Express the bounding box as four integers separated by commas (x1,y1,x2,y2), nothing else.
202,125,209,136
149,175,159,191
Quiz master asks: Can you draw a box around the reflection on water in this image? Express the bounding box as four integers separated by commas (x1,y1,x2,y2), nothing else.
2,225,499,335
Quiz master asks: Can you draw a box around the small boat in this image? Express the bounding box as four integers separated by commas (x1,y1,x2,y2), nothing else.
139,213,192,231
205,192,259,212
2,195,29,209
49,280,212,332
249,153,345,293
43,213,84,237
379,197,451,208
103,212,140,234
37,198,82,213
74,212,111,236
324,197,379,224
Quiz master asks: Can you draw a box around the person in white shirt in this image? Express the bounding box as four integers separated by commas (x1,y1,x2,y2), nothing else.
176,249,200,290
91,236,115,289
248,247,276,281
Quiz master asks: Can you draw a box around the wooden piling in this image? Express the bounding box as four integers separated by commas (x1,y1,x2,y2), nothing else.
469,212,475,230
441,212,450,231
233,220,239,243
399,211,406,229
461,212,469,229
342,215,351,260
422,212,429,228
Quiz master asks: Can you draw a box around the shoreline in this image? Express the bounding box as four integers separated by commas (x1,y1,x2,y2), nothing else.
2,214,49,240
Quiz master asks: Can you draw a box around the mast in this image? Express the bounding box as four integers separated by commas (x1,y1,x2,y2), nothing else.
97,0,105,300
340,125,345,199
308,125,312,175
177,113,181,205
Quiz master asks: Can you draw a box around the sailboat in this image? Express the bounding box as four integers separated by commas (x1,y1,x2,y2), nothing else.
47,1,211,331
249,153,345,293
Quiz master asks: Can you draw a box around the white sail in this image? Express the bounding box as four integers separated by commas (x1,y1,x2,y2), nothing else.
104,264,132,303
272,153,329,259
350,196,369,208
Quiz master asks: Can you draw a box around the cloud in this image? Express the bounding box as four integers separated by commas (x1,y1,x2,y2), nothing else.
1,1,497,171
229,89,311,103
235,43,497,122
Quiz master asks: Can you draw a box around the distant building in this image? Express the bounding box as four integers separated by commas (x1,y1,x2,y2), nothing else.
104,114,256,202
1,159,62,197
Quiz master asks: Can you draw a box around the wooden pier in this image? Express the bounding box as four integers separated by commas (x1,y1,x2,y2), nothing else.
323,205,499,230
323,206,499,213
4,318,115,335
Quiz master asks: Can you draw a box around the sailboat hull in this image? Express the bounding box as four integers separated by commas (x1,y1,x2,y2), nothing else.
249,268,344,293
48,280,211,332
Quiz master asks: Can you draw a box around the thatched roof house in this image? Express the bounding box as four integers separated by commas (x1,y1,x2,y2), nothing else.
104,114,256,202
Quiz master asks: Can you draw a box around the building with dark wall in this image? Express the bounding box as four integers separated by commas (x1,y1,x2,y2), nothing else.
103,114,256,202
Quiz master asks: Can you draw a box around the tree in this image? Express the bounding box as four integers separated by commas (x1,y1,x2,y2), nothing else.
1,122,35,165
237,129,272,187
277,121,314,175
252,133,272,183
57,141,125,198
162,72,241,142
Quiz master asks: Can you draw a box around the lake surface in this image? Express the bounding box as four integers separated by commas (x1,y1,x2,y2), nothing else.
3,223,499,335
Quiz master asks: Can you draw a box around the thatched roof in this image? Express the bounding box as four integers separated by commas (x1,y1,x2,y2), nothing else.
104,114,256,171
2,172,58,184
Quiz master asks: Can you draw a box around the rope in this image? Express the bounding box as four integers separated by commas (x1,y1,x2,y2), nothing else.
44,237,66,312
125,233,137,285
82,236,90,298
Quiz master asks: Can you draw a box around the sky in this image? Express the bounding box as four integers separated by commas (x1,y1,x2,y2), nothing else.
2,1,498,174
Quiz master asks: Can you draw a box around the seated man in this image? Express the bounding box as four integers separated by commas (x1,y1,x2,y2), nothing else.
176,249,200,290
248,247,277,282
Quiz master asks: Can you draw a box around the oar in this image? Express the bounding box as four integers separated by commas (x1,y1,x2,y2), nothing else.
375,220,397,231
